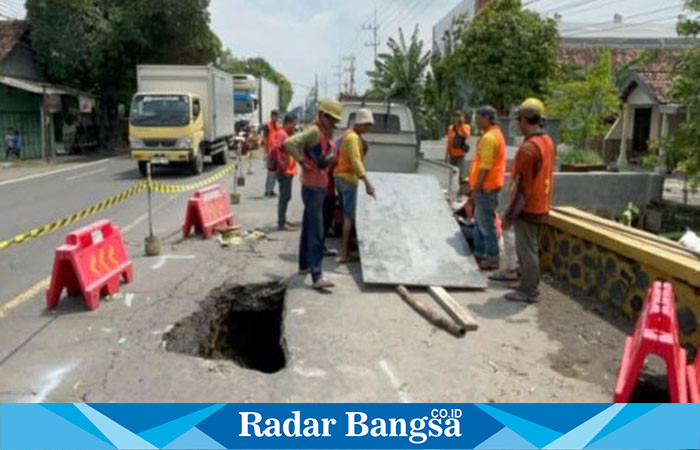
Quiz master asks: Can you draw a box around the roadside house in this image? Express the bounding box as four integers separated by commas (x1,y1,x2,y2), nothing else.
0,20,96,160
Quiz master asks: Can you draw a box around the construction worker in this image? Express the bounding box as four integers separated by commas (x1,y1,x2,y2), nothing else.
284,99,343,291
271,113,300,231
503,98,556,304
467,106,507,271
335,108,376,263
263,109,280,197
446,110,471,187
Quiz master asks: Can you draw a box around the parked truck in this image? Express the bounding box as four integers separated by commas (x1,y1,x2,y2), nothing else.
232,74,279,132
129,65,234,176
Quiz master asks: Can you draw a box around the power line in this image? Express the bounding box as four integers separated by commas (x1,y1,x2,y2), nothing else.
563,3,684,35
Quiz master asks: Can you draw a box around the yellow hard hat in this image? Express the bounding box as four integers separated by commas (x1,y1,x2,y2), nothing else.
518,97,546,118
318,98,343,121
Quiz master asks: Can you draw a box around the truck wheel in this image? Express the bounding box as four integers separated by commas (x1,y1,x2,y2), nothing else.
138,161,148,177
191,153,203,175
213,148,228,165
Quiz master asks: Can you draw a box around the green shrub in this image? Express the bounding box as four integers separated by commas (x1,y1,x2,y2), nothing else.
560,148,604,165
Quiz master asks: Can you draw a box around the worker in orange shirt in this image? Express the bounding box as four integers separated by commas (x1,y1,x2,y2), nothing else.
466,105,506,271
446,110,471,187
503,98,556,304
271,113,300,231
263,109,280,197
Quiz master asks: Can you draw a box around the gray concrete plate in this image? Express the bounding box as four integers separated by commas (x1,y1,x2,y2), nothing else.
356,172,487,289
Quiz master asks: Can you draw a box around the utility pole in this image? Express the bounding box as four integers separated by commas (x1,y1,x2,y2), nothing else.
343,55,356,96
363,8,380,62
314,73,319,103
333,60,343,97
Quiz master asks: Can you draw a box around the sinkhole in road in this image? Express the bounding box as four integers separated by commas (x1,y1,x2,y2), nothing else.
165,281,287,374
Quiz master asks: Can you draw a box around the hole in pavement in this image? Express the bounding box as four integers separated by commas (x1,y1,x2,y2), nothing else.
165,281,287,374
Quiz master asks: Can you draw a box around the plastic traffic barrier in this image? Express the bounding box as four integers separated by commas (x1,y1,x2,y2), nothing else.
614,281,688,402
46,220,133,311
689,354,700,403
182,184,234,239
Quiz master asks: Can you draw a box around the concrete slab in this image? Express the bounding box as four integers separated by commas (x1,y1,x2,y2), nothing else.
356,172,486,289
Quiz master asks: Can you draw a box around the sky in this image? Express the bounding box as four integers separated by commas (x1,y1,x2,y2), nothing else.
0,0,686,107
209,0,685,108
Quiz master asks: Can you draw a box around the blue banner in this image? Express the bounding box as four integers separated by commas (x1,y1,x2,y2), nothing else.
1,403,699,449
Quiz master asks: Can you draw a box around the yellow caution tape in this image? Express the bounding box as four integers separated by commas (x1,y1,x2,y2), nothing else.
150,164,235,194
0,164,236,251
0,182,147,251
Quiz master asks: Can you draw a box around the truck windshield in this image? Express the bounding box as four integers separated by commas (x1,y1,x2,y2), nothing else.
131,95,190,127
234,93,256,115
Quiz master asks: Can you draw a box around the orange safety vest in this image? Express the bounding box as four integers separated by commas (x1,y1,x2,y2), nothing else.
523,134,556,215
468,126,506,191
446,123,471,158
299,124,332,189
275,129,298,176
265,121,278,154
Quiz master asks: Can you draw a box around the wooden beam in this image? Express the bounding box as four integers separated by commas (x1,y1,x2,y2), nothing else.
428,286,479,332
548,208,699,287
395,285,466,338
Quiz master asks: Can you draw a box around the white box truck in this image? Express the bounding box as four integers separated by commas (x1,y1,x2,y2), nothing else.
129,65,234,176
233,74,279,131
258,76,280,129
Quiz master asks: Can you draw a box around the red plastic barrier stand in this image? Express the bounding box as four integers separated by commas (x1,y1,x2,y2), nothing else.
182,184,234,239
614,281,688,402
689,354,700,403
46,220,133,311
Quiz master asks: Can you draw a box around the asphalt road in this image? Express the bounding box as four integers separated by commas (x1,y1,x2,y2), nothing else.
0,155,235,361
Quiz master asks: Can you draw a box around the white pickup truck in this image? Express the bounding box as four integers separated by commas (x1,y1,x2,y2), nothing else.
335,98,460,202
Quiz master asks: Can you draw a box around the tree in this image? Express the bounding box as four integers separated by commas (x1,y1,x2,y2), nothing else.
454,0,559,112
26,0,222,105
367,26,431,111
651,0,700,191
547,48,620,152
217,50,294,112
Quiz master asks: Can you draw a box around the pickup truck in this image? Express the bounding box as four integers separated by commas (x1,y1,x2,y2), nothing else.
335,98,460,202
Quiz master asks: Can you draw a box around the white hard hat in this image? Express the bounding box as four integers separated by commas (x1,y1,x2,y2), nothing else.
355,108,374,125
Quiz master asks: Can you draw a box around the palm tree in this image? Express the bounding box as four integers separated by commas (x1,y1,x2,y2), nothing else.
367,25,431,111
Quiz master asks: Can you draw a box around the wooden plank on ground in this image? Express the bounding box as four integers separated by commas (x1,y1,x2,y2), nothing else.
395,285,466,338
428,286,479,331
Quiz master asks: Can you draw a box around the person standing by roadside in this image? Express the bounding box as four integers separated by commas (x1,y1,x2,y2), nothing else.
271,113,300,231
284,99,343,291
467,106,506,271
263,110,280,197
335,108,376,263
446,110,471,188
503,98,556,304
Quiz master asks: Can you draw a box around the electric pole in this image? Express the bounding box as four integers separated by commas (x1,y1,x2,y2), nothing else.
363,8,380,61
343,55,356,96
333,60,343,97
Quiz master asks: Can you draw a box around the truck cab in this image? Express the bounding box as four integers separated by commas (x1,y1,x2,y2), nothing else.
129,92,206,175
129,65,234,176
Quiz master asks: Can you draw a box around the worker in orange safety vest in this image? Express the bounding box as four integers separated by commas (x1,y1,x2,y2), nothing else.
503,98,556,304
263,109,280,197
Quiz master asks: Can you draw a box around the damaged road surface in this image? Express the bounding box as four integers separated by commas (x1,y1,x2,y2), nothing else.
166,282,287,374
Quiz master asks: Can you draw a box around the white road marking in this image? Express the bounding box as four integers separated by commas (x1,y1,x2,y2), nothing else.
378,359,413,403
66,167,106,181
0,157,116,186
151,254,196,270
24,364,74,403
